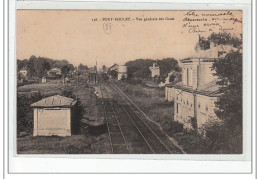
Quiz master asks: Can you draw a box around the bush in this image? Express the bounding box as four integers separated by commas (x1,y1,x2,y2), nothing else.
169,120,184,133
17,92,43,136
61,89,76,99
125,78,143,85
201,120,242,154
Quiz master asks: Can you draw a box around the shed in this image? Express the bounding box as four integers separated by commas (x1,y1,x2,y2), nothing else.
30,95,77,137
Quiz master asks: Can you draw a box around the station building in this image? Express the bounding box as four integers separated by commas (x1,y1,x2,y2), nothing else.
170,40,238,129
108,64,127,80
117,65,127,80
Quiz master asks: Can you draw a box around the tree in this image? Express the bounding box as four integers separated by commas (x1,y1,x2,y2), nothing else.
125,58,180,79
208,32,242,48
197,32,242,51
212,51,242,129
17,92,43,135
109,69,118,78
206,33,243,153
169,75,175,82
27,55,37,78
17,59,28,71
17,56,75,79
61,65,70,78
37,58,51,77
78,63,89,71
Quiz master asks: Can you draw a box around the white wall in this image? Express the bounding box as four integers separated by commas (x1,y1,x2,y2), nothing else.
118,65,127,73
182,63,193,87
173,88,218,129
198,62,217,87
165,87,175,101
174,90,194,128
33,108,71,137
196,94,218,128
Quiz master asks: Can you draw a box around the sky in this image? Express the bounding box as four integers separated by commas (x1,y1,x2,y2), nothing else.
17,10,242,68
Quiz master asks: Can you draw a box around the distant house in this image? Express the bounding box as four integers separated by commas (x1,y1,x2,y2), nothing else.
31,95,77,137
108,64,127,80
117,65,127,80
19,68,28,77
109,64,118,71
47,67,62,77
149,62,160,78
18,68,28,81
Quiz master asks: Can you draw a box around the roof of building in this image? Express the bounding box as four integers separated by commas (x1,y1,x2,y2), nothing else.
172,80,221,97
109,63,119,70
49,67,61,71
165,82,175,88
31,95,77,108
19,68,27,71
197,80,220,96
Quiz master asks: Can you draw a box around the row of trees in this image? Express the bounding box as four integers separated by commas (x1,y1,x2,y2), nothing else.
125,58,181,79
197,32,242,51
17,56,75,78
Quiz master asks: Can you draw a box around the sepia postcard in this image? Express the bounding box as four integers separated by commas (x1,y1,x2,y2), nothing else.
0,0,257,175
5,0,255,174
15,9,245,156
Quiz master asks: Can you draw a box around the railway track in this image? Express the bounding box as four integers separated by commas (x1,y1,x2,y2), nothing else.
99,83,130,154
108,82,172,154
99,81,176,154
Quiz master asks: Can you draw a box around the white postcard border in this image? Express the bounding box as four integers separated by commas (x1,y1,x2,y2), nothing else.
8,0,253,173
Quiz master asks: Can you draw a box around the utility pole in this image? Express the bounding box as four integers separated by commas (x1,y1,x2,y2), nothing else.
193,88,198,129
90,88,92,103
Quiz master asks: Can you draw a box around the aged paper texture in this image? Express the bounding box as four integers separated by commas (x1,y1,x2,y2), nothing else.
16,10,243,155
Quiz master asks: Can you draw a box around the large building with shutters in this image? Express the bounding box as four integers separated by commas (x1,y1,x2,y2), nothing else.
171,41,237,129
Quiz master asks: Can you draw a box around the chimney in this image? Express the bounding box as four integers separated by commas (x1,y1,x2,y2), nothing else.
209,41,218,58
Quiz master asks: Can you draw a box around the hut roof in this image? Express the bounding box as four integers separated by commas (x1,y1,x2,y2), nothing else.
31,95,77,108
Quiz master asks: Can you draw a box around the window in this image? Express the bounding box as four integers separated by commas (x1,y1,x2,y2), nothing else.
187,68,189,86
189,68,193,86
198,103,201,109
187,101,189,105
206,104,209,112
177,104,179,114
